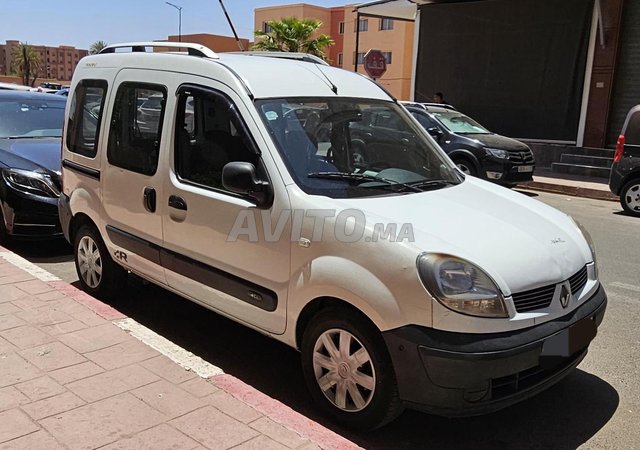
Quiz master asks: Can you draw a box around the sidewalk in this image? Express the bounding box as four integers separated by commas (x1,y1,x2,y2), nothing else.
0,248,359,450
517,169,618,202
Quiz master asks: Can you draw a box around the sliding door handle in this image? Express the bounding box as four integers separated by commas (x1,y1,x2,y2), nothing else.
168,195,187,211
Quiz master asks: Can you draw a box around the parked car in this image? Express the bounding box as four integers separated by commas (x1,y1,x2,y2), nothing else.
402,103,535,186
609,105,640,217
0,90,66,242
60,42,605,430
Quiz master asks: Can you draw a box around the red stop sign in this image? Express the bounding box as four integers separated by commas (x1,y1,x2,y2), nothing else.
363,49,387,79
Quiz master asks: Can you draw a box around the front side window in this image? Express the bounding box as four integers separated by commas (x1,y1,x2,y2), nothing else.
175,87,260,191
0,95,65,139
431,111,491,134
255,98,461,199
66,79,107,157
107,83,166,175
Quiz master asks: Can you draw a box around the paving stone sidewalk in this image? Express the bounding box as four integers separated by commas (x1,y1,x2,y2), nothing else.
0,251,358,450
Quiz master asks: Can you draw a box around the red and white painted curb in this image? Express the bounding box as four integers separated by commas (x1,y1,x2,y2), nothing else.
0,250,360,450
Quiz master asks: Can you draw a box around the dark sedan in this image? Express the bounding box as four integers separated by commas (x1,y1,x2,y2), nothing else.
405,104,535,186
0,91,66,242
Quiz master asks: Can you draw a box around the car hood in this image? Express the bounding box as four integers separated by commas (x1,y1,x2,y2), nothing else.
334,177,591,295
0,138,62,174
461,133,530,151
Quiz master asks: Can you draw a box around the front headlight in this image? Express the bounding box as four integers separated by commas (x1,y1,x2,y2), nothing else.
485,148,509,159
2,168,60,198
417,253,508,318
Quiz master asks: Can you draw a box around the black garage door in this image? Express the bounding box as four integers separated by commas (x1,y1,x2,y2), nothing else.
414,0,594,142
607,0,640,146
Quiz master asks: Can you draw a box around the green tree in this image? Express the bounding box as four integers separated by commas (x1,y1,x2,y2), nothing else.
253,17,334,60
89,40,108,55
11,43,41,87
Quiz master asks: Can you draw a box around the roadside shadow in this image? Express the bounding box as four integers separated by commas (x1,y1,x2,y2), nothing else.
6,238,72,263
612,210,639,219
94,278,618,450
513,189,539,197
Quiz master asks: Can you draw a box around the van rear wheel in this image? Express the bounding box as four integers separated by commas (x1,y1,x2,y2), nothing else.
301,307,403,430
620,179,640,217
74,224,126,298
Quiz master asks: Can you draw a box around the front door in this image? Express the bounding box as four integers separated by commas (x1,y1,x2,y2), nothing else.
161,81,291,334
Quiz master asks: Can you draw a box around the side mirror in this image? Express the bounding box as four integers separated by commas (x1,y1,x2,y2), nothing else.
427,127,444,141
222,162,272,208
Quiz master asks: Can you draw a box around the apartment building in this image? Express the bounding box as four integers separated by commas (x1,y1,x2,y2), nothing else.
161,33,251,52
0,40,88,82
254,3,414,100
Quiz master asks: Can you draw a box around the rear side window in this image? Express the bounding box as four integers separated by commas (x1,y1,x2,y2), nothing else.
625,111,640,146
107,83,166,175
66,80,108,158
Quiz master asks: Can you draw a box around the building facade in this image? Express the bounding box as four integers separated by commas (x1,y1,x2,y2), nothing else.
254,3,414,100
0,40,88,82
162,33,251,53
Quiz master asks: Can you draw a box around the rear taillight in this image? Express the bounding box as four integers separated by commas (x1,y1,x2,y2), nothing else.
614,134,625,163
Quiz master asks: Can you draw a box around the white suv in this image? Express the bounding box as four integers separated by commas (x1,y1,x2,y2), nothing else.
59,42,607,429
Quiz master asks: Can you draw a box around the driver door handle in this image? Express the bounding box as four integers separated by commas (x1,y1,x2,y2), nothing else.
168,195,187,211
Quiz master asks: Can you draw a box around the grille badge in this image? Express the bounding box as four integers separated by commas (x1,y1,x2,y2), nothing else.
559,283,571,308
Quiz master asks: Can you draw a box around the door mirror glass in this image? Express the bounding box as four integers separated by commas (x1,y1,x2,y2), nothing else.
427,127,444,141
222,162,272,208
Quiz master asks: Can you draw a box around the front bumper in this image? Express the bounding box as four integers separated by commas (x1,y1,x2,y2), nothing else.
482,158,535,185
383,284,607,417
1,183,62,239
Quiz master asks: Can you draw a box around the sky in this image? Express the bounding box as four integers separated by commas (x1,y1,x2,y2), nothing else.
1,0,348,49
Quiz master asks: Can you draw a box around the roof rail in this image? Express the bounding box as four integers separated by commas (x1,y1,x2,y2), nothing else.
99,42,219,59
225,51,329,66
422,102,457,111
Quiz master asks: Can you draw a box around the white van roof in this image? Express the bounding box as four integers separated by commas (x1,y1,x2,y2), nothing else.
80,42,391,101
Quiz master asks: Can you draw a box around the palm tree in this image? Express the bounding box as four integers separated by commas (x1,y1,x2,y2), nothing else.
89,40,108,55
11,43,41,87
253,17,334,60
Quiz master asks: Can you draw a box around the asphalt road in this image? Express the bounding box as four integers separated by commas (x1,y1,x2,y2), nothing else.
7,190,640,450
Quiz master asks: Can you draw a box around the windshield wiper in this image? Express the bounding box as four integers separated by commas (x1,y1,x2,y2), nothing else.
307,172,424,192
408,179,458,191
5,135,61,139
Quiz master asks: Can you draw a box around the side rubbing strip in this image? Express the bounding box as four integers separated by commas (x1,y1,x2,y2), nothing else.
62,159,101,180
160,248,277,312
105,225,277,312
106,225,161,265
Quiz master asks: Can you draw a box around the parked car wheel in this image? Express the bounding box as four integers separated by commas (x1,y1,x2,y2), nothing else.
620,178,640,217
74,224,126,298
453,157,477,176
301,307,403,430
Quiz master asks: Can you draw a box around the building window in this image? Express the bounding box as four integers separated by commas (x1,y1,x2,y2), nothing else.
337,53,343,66
263,22,272,33
354,52,365,65
355,18,368,32
382,51,392,64
380,18,394,30
339,21,345,34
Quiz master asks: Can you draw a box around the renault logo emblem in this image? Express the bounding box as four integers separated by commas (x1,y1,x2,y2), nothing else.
559,283,571,308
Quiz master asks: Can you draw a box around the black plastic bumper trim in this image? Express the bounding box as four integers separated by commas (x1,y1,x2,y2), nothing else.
62,160,100,181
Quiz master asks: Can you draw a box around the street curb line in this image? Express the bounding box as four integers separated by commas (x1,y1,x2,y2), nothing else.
518,181,619,202
0,247,360,450
211,374,362,450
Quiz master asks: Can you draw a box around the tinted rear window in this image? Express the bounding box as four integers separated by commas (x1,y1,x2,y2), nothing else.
625,111,640,145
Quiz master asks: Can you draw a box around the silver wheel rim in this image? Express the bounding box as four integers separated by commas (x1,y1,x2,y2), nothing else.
312,328,376,412
457,162,472,175
624,183,640,212
77,235,103,288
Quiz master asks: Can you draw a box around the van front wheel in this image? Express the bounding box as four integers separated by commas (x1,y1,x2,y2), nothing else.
74,225,126,298
301,308,403,430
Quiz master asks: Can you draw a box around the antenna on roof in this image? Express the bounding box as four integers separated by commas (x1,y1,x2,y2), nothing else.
218,0,245,51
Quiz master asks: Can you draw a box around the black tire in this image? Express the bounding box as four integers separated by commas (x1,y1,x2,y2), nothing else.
73,224,126,299
452,156,478,177
301,307,403,430
620,179,640,217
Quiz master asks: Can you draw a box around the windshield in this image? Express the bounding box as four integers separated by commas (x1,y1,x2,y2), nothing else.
255,98,461,198
0,97,66,138
431,111,491,134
